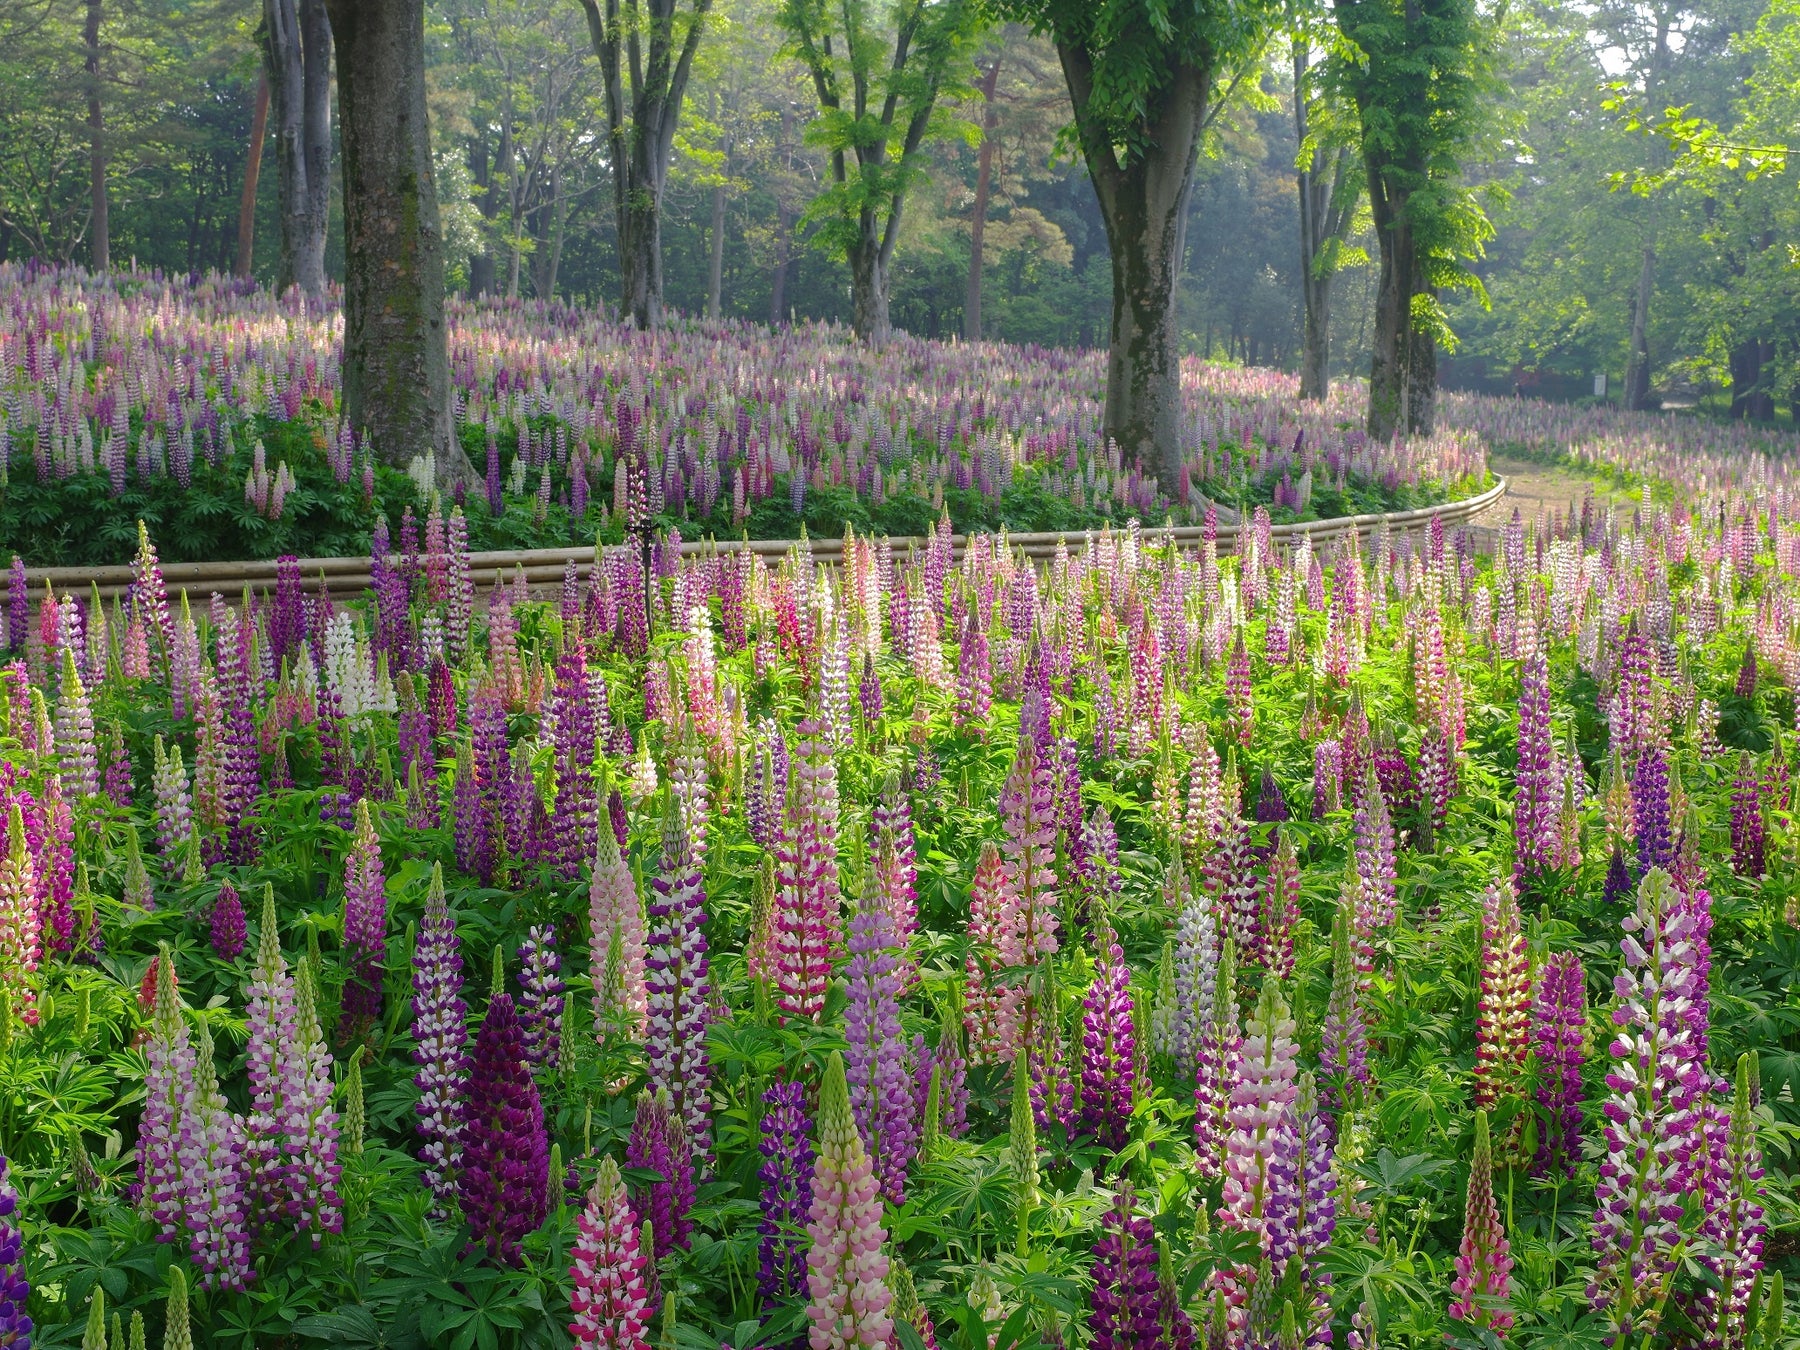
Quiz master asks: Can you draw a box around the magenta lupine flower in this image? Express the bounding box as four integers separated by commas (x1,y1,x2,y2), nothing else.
1450,1111,1514,1334
139,949,194,1241
758,1078,816,1307
1000,730,1060,973
1216,979,1300,1329
1531,951,1586,1178
1078,924,1136,1150
845,891,918,1203
1353,767,1397,929
1260,828,1299,978
1320,899,1368,1114
627,1088,695,1261
589,822,647,1034
955,611,992,729
1730,752,1765,877
804,1051,894,1350
1226,633,1253,746
1514,650,1558,889
458,993,549,1266
1209,817,1261,969
0,1151,29,1348
568,1155,653,1350
516,925,564,1074
1088,1180,1173,1350
1694,1055,1765,1346
1474,879,1531,1115
1631,747,1673,876
181,1021,253,1290
412,864,468,1217
338,798,387,1039
774,719,838,1023
645,820,711,1157
210,881,246,960
1590,869,1705,1341
964,841,1022,1063
1193,939,1240,1180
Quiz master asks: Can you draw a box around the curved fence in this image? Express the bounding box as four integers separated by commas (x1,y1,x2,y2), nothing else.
20,478,1509,602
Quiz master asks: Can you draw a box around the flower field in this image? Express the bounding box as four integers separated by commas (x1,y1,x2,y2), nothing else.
0,266,1496,567
0,429,1789,1350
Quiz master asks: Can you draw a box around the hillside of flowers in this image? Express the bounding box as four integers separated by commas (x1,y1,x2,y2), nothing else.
0,472,1788,1349
0,265,1489,566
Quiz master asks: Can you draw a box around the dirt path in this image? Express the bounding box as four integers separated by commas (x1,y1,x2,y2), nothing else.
1473,453,1638,535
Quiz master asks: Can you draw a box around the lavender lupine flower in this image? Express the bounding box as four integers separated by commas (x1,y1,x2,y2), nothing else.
284,956,343,1241
568,1155,653,1350
804,1051,894,1350
1631,747,1674,877
458,993,549,1266
757,1079,816,1307
1589,868,1704,1341
1320,898,1368,1115
1078,924,1136,1150
1450,1111,1514,1334
1730,752,1766,877
516,925,564,1074
139,949,193,1240
589,823,646,1035
150,737,193,869
645,820,711,1157
1193,939,1240,1180
1170,867,1218,1066
1514,650,1559,889
209,881,245,960
181,1020,252,1290
0,1151,28,1349
1531,951,1586,1178
413,864,468,1217
1353,767,1397,929
845,892,917,1203
55,649,99,801
1695,1054,1766,1346
1027,957,1075,1135
627,1088,695,1261
1216,980,1300,1330
338,798,386,1040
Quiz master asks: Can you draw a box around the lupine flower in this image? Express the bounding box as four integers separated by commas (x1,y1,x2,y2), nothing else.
162,1266,191,1350
0,809,41,1024
1513,650,1558,889
1089,1179,1178,1350
929,992,969,1138
1474,879,1531,1117
1730,752,1766,877
569,1155,653,1350
1226,633,1254,745
550,641,599,879
1260,829,1299,978
1353,767,1397,929
122,826,154,912
587,825,647,1040
774,719,838,1022
1009,1049,1039,1246
1531,951,1585,1178
644,820,711,1156
804,1050,893,1350
55,648,99,801
1450,1111,1514,1334
1603,844,1633,907
963,840,1021,1063
1695,1054,1765,1346
1000,730,1060,974
412,863,468,1217
627,1088,694,1261
210,881,246,960
1320,898,1368,1115
845,890,917,1203
338,798,386,1040
458,992,549,1265
1590,868,1704,1341
1170,866,1218,1066
1078,923,1136,1150
139,949,193,1240
1289,1073,1338,1342
1631,747,1673,876
1193,939,1240,1180
181,1020,252,1290
757,1078,815,1307
516,924,564,1074
871,774,918,948
890,1260,939,1350
0,1151,27,1350
1027,956,1075,1134
284,956,344,1241
1209,816,1260,968
1216,979,1300,1329
1611,621,1657,762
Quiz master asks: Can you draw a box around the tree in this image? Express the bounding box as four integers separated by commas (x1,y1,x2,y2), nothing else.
776,0,986,346
85,0,107,270
576,0,713,327
323,0,472,487
265,0,332,296
990,0,1275,486
233,72,269,278
963,37,1003,341
1332,0,1490,437
1292,36,1363,398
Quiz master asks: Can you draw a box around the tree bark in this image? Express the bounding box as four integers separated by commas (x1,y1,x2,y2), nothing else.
234,73,271,278
1058,42,1209,489
324,0,472,488
266,0,333,296
849,231,892,346
1625,242,1655,410
964,52,1002,342
769,107,795,326
1363,152,1437,439
85,0,107,272
1293,47,1357,401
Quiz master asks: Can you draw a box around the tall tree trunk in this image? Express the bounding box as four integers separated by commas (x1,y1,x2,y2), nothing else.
85,0,108,272
1365,159,1429,440
234,73,271,277
323,0,471,488
1294,48,1357,402
1625,243,1655,410
266,0,332,296
706,100,728,321
1059,43,1209,489
769,108,795,326
849,228,891,346
964,52,1002,342
468,137,496,296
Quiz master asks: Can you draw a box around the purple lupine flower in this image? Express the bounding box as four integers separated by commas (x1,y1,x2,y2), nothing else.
1514,650,1559,888
516,924,564,1073
1193,939,1240,1180
0,1151,29,1348
1589,868,1704,1341
1612,621,1657,762
1217,978,1300,1324
242,887,298,1229
845,890,917,1203
1089,1180,1181,1350
4,557,26,655
139,949,195,1240
1078,924,1135,1150
338,798,386,1040
550,640,598,880
931,999,969,1138
285,955,343,1241
181,1020,253,1290
210,881,246,960
1254,767,1289,824
1353,767,1397,929
472,690,512,874
1260,828,1299,979
756,1078,815,1307
269,555,306,667
413,863,468,1217
452,739,489,881
216,608,261,863
1290,1073,1338,1342
1734,644,1758,699
1312,739,1342,819
645,820,711,1158
627,1088,695,1261
458,993,549,1265
1419,727,1455,827
1027,960,1074,1135
859,650,883,727
1730,752,1765,877
1602,844,1633,906
1695,1054,1765,1345
1531,951,1586,1178
102,724,133,807
1071,803,1120,936
1632,747,1673,876
1320,898,1368,1115
427,657,457,746
151,736,193,869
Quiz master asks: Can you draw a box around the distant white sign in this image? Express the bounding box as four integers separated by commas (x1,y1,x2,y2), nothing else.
1594,372,1607,397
